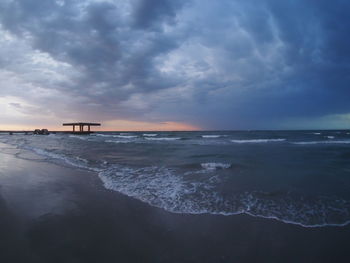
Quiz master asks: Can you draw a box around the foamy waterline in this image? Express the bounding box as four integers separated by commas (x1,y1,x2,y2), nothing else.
23,146,100,172
98,165,350,228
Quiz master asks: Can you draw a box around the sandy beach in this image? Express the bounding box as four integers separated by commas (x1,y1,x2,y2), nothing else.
1,143,350,263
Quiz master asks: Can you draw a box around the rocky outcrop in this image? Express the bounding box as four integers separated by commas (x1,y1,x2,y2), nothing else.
33,129,50,135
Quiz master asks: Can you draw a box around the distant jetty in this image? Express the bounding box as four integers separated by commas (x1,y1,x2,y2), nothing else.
0,122,101,135
63,122,101,134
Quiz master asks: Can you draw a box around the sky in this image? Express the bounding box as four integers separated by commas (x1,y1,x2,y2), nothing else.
0,0,349,131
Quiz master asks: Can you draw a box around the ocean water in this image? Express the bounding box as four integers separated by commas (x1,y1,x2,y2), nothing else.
1,130,350,227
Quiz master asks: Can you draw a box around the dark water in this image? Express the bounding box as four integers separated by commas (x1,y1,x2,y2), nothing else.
1,130,350,227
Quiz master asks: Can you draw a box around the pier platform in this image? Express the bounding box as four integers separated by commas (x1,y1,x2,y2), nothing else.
63,122,101,134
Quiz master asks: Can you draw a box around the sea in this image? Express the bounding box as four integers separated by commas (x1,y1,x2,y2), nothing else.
1,130,350,228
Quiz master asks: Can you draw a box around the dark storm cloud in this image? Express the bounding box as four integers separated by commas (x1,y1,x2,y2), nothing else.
0,0,349,129
0,0,185,118
133,0,186,30
255,0,350,117
178,0,350,128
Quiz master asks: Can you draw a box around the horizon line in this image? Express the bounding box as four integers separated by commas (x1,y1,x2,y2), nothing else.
0,128,349,133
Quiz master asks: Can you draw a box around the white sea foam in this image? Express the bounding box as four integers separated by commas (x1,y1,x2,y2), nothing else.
231,139,286,143
105,140,134,144
202,135,222,138
145,137,181,141
143,134,158,137
12,136,350,228
94,134,112,137
200,163,231,170
98,165,350,227
327,136,335,139
312,132,321,135
114,135,138,139
293,140,350,145
75,156,89,163
23,146,99,171
69,135,91,141
94,134,137,139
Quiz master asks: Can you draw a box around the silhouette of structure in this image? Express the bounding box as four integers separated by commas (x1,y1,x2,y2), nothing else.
33,129,50,135
63,122,101,134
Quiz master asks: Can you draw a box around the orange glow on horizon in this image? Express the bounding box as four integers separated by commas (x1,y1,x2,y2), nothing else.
100,120,200,131
0,120,200,132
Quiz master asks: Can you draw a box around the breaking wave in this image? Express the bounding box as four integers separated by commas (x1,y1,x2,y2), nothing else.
69,135,91,141
231,139,286,143
145,137,181,141
23,145,346,228
94,134,137,139
98,165,350,228
22,146,99,171
105,140,134,144
3,132,350,228
293,140,350,145
93,134,110,137
202,135,222,138
114,135,138,139
200,162,231,170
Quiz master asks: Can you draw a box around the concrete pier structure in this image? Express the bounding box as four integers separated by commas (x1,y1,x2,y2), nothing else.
63,122,101,134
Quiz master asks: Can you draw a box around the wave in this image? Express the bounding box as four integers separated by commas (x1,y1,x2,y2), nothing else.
12,140,350,228
93,134,111,137
69,135,91,141
145,137,181,141
200,162,231,170
94,134,137,139
105,140,135,144
231,139,286,143
240,193,350,227
114,135,138,139
293,140,350,145
98,165,350,228
22,146,99,171
202,135,222,138
143,134,158,137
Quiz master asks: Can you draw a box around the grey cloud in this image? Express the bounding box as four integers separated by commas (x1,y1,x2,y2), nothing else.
9,102,21,108
132,0,187,30
0,0,349,129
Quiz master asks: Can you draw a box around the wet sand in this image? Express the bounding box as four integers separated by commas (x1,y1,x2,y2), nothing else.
1,146,350,262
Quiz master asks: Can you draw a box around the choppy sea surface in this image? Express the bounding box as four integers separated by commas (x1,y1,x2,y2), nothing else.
1,130,350,227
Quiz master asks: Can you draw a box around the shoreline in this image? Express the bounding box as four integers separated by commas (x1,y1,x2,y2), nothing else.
1,144,350,262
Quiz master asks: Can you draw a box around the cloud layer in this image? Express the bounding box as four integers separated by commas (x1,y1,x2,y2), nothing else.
0,0,349,129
